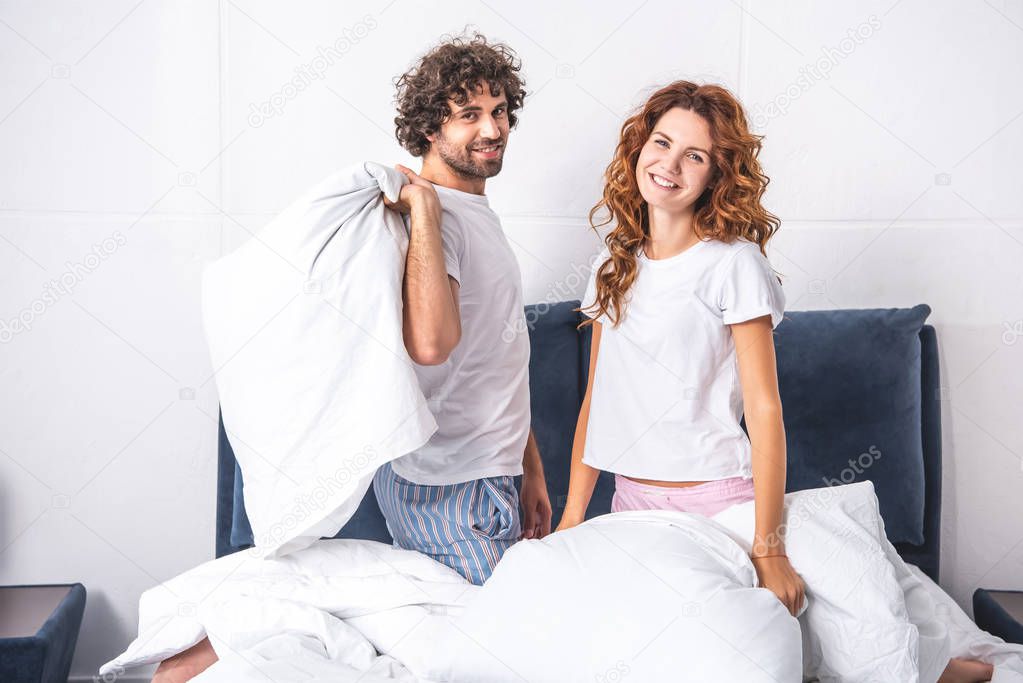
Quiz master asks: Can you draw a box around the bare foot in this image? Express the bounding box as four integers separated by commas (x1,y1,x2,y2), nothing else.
937,657,995,683
151,636,218,682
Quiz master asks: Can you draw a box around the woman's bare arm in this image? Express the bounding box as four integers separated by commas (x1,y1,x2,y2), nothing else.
732,314,805,616
731,316,787,556
557,319,603,529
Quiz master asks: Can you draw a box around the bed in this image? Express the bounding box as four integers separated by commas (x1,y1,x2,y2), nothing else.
216,301,943,582
104,301,1023,681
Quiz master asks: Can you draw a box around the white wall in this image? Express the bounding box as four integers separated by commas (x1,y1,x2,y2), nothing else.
1,0,1020,678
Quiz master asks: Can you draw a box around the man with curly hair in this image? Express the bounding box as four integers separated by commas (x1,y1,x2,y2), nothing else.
374,32,552,586
150,32,550,683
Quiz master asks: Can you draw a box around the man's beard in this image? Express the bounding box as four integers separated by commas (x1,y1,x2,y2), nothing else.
434,134,504,180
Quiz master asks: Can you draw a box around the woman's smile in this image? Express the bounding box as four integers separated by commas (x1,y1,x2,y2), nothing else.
648,172,680,190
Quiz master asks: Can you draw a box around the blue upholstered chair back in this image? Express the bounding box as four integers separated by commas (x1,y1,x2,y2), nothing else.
217,301,941,582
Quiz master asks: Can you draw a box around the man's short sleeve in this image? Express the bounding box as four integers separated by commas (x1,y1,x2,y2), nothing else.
717,243,786,329
438,212,465,285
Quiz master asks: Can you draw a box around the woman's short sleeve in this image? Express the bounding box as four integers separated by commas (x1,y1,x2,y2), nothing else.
717,243,785,329
580,247,610,321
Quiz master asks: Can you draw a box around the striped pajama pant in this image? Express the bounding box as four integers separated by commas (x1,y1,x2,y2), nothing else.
372,461,522,585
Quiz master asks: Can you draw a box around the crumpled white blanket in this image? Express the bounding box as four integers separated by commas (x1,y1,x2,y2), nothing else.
200,162,437,559
100,482,1023,682
100,540,472,682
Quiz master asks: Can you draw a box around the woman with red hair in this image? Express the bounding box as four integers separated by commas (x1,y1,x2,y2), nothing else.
556,80,991,683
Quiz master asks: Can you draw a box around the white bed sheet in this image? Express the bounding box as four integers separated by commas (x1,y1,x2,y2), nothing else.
904,562,1023,683
100,483,1023,683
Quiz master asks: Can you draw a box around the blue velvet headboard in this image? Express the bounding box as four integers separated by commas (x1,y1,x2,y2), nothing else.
216,302,942,583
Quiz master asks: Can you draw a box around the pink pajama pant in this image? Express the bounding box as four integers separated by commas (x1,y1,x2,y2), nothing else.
611,474,755,517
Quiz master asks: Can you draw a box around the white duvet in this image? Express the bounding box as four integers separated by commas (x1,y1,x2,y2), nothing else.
101,481,1023,682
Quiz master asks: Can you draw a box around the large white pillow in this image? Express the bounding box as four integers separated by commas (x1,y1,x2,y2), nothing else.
201,163,437,559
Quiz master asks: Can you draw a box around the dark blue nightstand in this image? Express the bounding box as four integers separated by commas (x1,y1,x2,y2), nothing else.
974,589,1023,646
0,584,86,683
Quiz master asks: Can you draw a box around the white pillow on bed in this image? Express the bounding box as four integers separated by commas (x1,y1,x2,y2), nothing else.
711,480,921,681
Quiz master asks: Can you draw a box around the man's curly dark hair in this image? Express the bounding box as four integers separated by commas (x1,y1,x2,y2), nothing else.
394,31,526,157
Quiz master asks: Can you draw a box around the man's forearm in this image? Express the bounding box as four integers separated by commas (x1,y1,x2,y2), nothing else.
402,196,459,364
523,428,544,479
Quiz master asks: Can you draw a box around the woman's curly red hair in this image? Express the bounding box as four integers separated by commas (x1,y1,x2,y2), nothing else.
581,80,781,328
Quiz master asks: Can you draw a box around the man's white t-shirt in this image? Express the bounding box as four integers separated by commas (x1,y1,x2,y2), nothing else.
390,183,531,486
580,237,785,481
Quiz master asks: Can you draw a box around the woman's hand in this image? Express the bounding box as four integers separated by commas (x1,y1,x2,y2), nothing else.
554,510,585,533
752,555,806,617
383,164,439,216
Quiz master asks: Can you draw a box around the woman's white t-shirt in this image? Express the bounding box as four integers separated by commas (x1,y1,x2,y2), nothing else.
580,236,785,481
